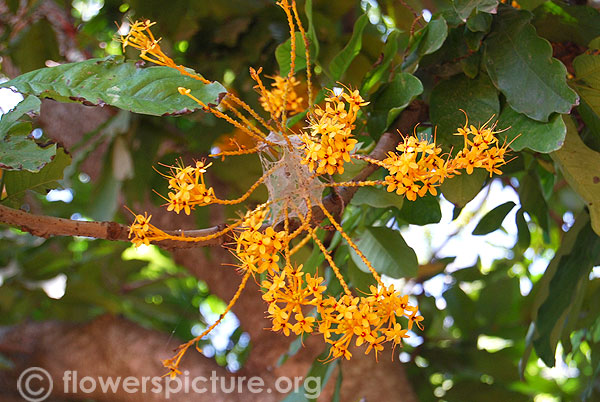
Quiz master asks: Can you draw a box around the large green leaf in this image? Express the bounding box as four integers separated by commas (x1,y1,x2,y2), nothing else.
429,73,499,149
532,212,600,366
395,194,442,225
551,116,600,236
329,14,369,81
351,186,404,210
350,226,418,279
0,56,227,116
367,72,423,138
483,7,578,122
498,105,566,153
0,96,56,172
2,148,71,208
472,201,516,235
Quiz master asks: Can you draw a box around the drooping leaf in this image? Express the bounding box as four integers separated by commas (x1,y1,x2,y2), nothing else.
551,116,600,236
329,14,369,81
515,208,531,250
430,73,499,149
483,6,578,122
0,96,56,172
440,169,487,208
0,56,227,116
498,105,566,153
531,212,600,366
2,148,71,208
350,226,418,279
367,72,423,138
472,201,516,235
518,171,550,234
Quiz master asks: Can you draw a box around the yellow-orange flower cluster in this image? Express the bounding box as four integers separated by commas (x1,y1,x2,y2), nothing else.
453,118,510,176
258,76,305,120
262,263,422,360
301,89,368,175
380,117,509,201
382,135,448,201
161,160,216,215
235,207,286,275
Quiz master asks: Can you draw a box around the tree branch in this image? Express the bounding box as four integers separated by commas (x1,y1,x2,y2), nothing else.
0,101,427,249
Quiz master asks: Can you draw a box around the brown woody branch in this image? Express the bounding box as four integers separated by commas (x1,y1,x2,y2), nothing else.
0,101,427,249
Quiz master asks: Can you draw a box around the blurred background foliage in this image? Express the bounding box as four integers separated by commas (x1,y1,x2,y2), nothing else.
1,0,600,400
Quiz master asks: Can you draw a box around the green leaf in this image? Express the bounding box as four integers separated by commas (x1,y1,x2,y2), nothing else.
396,194,442,225
347,254,377,293
0,56,227,116
551,116,600,236
532,2,600,46
367,72,423,138
276,34,311,76
2,148,71,208
573,53,600,88
351,186,404,209
532,212,600,366
417,17,448,56
498,105,566,153
329,14,369,81
466,11,493,32
440,169,487,208
453,0,499,21
402,17,448,73
518,171,550,234
350,226,418,279
0,96,56,172
515,208,531,250
362,30,401,94
472,201,516,235
572,54,600,122
430,73,499,149
483,7,578,122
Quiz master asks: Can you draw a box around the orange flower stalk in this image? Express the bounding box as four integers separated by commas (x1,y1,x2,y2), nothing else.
121,0,509,376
